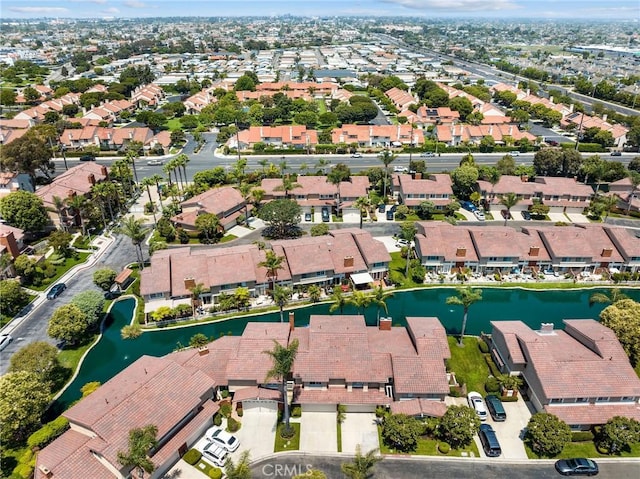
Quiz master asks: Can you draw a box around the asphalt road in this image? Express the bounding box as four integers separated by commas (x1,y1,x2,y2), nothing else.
0,234,137,375
250,454,639,479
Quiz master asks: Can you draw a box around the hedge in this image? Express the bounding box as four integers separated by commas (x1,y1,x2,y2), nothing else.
571,431,595,442
208,468,222,479
213,413,223,427
485,376,500,393
438,442,451,454
291,406,302,418
220,402,232,418
27,416,70,449
484,355,501,378
183,448,201,465
478,339,489,354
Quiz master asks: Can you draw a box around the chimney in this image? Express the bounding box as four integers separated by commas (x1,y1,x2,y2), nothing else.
343,256,354,267
0,232,20,259
456,247,466,257
129,131,133,139
289,311,295,331
415,172,422,180
101,165,108,176
529,246,539,257
602,114,607,123
198,346,209,356
521,175,529,182
38,465,53,478
602,248,612,257
539,323,554,334
184,277,196,290
379,317,392,331
87,174,96,185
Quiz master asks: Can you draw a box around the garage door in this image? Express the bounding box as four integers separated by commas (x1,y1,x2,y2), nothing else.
302,403,336,413
344,404,376,413
342,212,360,223
242,400,278,412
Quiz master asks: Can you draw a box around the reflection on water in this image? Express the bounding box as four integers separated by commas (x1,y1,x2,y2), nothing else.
54,287,640,410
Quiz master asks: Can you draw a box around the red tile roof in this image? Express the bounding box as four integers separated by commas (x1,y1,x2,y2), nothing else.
390,399,448,417
545,403,640,426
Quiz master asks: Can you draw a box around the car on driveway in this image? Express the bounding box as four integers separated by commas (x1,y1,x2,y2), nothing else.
554,458,599,476
0,334,12,351
393,165,408,173
396,238,410,248
478,424,502,457
386,210,394,221
501,209,512,220
485,394,506,421
461,200,477,212
321,207,330,222
521,210,532,220
473,210,486,221
47,283,66,300
205,426,240,452
467,391,487,421
304,212,312,222
378,204,385,213
201,442,228,467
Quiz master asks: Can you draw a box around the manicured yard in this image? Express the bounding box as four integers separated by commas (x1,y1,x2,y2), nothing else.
30,252,91,291
337,422,342,452
377,426,479,457
274,423,301,452
446,336,490,395
525,441,640,459
389,251,421,288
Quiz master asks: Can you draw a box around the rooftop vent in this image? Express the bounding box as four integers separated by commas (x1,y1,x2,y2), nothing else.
538,323,555,335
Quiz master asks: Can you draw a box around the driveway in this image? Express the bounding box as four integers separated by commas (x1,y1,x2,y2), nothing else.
231,408,277,461
299,412,337,453
474,396,531,460
548,212,569,223
376,235,402,253
341,413,379,454
565,213,589,223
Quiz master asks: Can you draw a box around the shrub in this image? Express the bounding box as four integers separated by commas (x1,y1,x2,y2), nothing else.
485,356,501,378
227,417,241,433
478,339,489,353
291,406,302,417
485,376,500,393
208,467,222,479
237,407,243,417
438,442,451,454
182,448,201,465
375,406,389,418
213,413,223,427
220,402,232,418
571,431,595,442
13,463,34,479
423,417,440,437
220,389,229,399
27,416,70,449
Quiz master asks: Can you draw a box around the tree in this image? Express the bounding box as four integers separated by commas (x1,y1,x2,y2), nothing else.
140,176,158,226
117,425,159,476
378,150,397,199
340,445,382,479
499,193,519,226
348,290,371,315
258,199,302,239
189,282,207,315
354,195,371,229
0,190,49,232
270,285,291,323
400,221,417,278
0,129,54,183
450,164,479,199
8,341,61,386
598,416,640,454
189,333,209,348
264,338,299,436
258,250,285,290
47,304,89,346
119,216,148,268
438,405,481,448
307,284,322,303
71,290,105,328
0,371,51,444
224,450,252,479
530,199,550,219
599,298,640,367
0,279,30,317
371,283,393,325
446,286,483,346
382,413,423,452
329,285,347,314
525,412,571,457
93,268,117,291
195,212,221,244
274,175,302,199
310,223,330,236
533,148,562,177
589,288,628,306
47,229,74,257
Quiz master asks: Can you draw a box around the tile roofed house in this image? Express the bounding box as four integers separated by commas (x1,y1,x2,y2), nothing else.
331,124,424,148
490,319,640,429
436,124,536,146
603,226,640,272
234,125,318,150
173,185,249,231
395,173,453,209
414,221,479,274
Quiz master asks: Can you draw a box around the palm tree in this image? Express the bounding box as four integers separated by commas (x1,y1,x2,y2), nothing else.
400,221,417,278
189,282,207,315
238,182,252,227
499,192,518,226
116,425,158,477
51,195,67,231
354,195,371,229
371,283,393,325
250,188,265,209
124,149,140,185
379,149,397,200
162,162,175,193
259,249,285,291
231,157,247,186
315,158,330,175
118,215,148,269
626,171,640,215
258,158,269,176
307,284,322,303
329,285,348,314
92,181,118,223
602,194,619,223
445,286,483,346
274,175,301,199
348,290,371,315
177,153,190,188
589,288,628,306
140,177,158,226
264,338,299,438
224,450,252,479
270,285,291,323
67,194,87,235
148,174,165,213
341,445,383,479
278,159,288,176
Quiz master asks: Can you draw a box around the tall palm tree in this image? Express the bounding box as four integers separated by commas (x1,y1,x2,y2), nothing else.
379,149,397,200
231,157,247,186
148,174,165,213
176,153,190,189
118,215,148,269
51,195,67,231
329,285,348,314
354,195,371,229
446,286,483,346
189,282,207,315
400,221,417,278
162,162,175,193
271,285,291,323
315,158,330,175
140,177,158,226
92,181,118,222
499,192,518,226
602,194,619,223
341,445,383,479
371,283,393,325
250,188,265,209
258,250,285,291
67,194,87,235
589,288,628,306
124,149,139,186
238,182,252,227
348,290,371,315
116,425,158,477
264,338,299,437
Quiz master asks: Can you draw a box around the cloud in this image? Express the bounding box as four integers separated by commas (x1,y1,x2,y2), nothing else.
9,7,70,13
123,0,147,7
69,0,108,4
101,7,120,14
382,0,520,11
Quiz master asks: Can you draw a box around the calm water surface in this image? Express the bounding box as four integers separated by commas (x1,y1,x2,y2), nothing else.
55,287,640,409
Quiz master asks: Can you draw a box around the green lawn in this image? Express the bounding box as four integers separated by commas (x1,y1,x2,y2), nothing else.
446,336,490,395
58,334,99,373
315,99,327,114
526,441,640,459
389,251,421,288
30,252,91,291
377,426,480,457
274,423,301,452
165,118,182,131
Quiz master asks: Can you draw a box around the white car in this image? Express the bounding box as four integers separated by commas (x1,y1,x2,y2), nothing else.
473,210,486,221
147,159,164,166
396,238,410,248
201,441,228,467
205,426,240,452
350,152,362,158
467,391,488,421
0,334,12,351
393,165,408,173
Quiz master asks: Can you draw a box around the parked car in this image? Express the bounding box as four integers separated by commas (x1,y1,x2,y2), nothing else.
509,151,520,156
0,334,12,351
350,152,362,158
390,204,398,213
485,394,507,421
521,210,532,220
304,212,312,222
205,426,240,452
501,209,512,220
467,391,487,421
147,159,164,166
396,238,409,248
378,204,386,213
554,458,599,476
79,154,96,161
478,424,502,457
386,209,394,221
610,151,622,156
321,207,330,222
473,210,486,221
47,283,66,300
461,201,477,212
547,140,559,146
420,151,435,157
201,442,228,467
393,165,408,173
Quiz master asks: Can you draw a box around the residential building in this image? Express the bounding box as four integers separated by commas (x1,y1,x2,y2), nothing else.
490,320,640,429
82,99,135,124
331,124,424,148
172,186,250,232
233,125,318,150
397,106,460,128
131,83,165,107
436,123,536,147
384,87,417,111
0,171,33,196
59,126,166,153
394,173,453,210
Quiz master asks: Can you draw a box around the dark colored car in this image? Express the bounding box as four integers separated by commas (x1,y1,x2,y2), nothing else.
390,204,398,213
79,154,96,161
521,210,532,220
610,151,622,156
386,210,394,221
485,394,507,421
47,283,66,300
378,204,386,213
304,212,312,222
461,200,477,212
321,207,330,222
478,424,501,457
554,458,599,476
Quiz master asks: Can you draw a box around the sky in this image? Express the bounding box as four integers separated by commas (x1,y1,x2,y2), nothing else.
1,0,639,20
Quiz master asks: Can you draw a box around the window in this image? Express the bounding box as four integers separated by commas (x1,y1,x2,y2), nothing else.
549,398,564,404
576,397,588,403
596,397,609,402
621,396,635,402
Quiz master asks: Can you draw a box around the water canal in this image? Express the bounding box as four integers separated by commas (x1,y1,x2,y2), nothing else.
55,287,640,409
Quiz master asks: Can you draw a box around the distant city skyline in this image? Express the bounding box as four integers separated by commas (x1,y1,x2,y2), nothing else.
2,0,639,20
